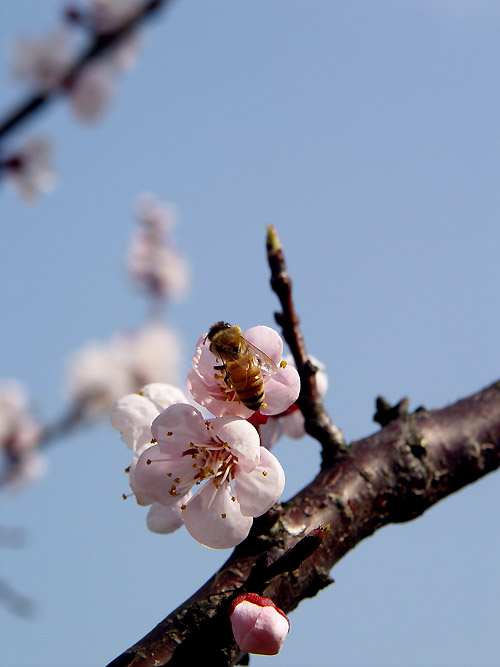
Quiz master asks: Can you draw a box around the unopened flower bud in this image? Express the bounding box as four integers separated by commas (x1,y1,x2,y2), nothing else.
229,592,289,656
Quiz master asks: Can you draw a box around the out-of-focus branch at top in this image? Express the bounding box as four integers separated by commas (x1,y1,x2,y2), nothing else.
0,0,174,142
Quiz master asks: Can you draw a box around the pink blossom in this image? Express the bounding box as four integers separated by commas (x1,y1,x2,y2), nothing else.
130,403,285,548
11,31,73,91
0,381,43,488
3,137,56,202
88,0,141,33
111,383,189,451
67,322,182,417
68,62,115,122
260,354,330,449
230,593,290,655
127,194,190,301
187,326,300,419
111,383,191,534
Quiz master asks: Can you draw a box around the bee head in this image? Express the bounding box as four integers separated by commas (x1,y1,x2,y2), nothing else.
206,321,232,343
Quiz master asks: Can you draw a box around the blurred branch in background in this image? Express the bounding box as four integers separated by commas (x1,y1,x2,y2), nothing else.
0,0,173,141
0,0,175,200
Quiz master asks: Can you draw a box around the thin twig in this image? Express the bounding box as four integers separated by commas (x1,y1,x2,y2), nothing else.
266,225,347,466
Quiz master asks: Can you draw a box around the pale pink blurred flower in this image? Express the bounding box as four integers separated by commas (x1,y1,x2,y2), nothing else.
88,0,141,33
3,137,56,202
260,354,327,449
87,0,143,71
124,321,183,389
230,593,290,655
127,194,190,301
111,31,141,71
130,403,285,548
11,31,73,91
68,61,115,122
66,323,182,417
187,326,300,419
0,381,44,488
66,339,133,416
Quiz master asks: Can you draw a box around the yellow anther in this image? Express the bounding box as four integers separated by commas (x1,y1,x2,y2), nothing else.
280,359,287,369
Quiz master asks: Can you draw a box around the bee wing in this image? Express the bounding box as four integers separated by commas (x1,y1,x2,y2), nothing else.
243,339,279,375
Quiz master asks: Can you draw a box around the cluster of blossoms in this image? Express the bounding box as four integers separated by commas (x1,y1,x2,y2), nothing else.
0,381,43,488
3,0,146,200
111,325,301,550
127,194,190,303
67,321,182,418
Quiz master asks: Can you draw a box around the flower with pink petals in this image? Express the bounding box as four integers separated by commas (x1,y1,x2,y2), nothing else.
111,382,189,451
88,0,141,33
111,383,191,535
130,403,285,548
11,31,73,92
68,62,115,122
230,593,290,655
260,354,328,449
2,137,56,202
0,381,43,488
67,322,182,417
127,194,190,301
187,326,300,419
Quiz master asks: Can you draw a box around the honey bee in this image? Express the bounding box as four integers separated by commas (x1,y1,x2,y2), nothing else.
206,321,278,411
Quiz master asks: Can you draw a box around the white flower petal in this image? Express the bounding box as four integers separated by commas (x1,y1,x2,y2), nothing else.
110,393,158,450
146,495,191,534
244,326,283,365
261,365,300,415
139,383,188,411
234,448,285,517
130,444,194,506
151,403,207,447
211,417,260,472
183,482,253,549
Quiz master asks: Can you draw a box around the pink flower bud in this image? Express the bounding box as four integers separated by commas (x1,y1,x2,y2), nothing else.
229,593,290,656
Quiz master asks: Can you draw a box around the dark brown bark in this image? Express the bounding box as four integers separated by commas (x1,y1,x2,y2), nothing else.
107,379,500,667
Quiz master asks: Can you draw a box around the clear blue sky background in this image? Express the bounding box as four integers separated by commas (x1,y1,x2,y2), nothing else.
1,1,500,666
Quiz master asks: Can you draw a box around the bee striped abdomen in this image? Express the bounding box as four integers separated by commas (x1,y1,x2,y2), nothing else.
227,363,265,411
206,321,277,413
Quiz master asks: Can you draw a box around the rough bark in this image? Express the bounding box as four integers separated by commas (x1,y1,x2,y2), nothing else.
107,379,500,667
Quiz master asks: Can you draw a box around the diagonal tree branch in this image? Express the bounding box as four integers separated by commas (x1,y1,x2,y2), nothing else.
107,379,500,667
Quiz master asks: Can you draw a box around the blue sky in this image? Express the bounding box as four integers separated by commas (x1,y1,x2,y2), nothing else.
1,1,500,665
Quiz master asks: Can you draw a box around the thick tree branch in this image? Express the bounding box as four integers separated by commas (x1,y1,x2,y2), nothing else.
0,0,174,142
107,380,500,667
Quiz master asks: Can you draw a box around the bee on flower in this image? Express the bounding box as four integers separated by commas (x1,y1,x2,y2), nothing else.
187,324,300,419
